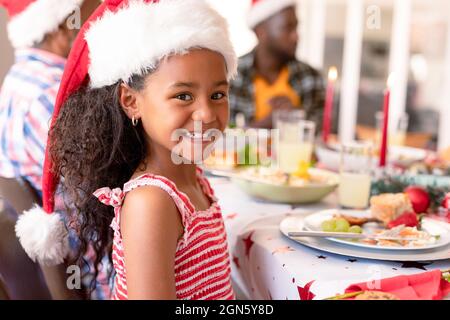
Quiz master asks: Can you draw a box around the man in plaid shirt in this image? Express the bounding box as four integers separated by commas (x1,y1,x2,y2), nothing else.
0,0,110,300
0,48,65,197
230,0,325,130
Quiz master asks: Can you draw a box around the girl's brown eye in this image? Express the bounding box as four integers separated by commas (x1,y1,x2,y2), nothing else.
211,92,226,100
176,94,193,101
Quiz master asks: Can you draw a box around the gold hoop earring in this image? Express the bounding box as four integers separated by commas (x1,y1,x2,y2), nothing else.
132,116,139,127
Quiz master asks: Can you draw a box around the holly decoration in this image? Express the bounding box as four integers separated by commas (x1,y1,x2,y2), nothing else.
443,270,450,284
371,176,448,211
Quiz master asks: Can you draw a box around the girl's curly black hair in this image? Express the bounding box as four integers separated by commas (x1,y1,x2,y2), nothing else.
49,73,151,297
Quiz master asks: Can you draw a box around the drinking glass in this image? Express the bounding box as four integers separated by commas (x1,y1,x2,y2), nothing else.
375,112,409,147
338,141,373,209
272,110,315,173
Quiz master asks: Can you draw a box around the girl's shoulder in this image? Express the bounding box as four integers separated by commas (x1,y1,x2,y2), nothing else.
123,172,173,193
124,167,216,204
123,172,197,217
94,167,216,222
122,181,177,210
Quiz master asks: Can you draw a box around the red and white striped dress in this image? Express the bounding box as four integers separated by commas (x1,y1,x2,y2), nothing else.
94,168,235,300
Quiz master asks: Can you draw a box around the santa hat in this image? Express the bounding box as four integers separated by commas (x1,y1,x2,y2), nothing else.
15,0,237,266
0,0,84,49
247,0,298,29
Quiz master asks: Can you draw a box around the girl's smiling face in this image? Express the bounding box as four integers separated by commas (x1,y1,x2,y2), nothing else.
119,49,230,163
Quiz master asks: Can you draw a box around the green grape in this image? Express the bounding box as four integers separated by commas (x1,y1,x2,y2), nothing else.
334,218,350,232
321,219,336,232
348,225,363,234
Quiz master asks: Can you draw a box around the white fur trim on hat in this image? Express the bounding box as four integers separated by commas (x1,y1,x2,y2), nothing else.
247,0,297,29
15,205,70,266
7,0,83,49
85,0,238,88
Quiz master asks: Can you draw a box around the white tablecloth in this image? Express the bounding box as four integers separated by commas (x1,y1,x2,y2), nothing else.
209,177,450,300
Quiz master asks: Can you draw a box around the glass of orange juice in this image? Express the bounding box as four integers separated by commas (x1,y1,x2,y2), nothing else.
273,111,315,173
338,142,373,209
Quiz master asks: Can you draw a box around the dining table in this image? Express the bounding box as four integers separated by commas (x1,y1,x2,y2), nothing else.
208,175,450,300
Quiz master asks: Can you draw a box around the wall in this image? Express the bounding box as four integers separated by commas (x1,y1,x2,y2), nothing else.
0,9,14,86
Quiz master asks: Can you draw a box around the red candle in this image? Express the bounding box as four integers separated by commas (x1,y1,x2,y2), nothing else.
322,67,338,144
379,75,393,167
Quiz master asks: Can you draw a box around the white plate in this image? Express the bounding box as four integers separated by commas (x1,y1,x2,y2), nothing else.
316,144,427,171
280,215,450,261
302,209,450,251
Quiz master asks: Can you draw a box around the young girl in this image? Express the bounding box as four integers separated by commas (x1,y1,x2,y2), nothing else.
15,0,237,300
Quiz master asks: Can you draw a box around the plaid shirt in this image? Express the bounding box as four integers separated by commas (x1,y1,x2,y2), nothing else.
229,50,326,130
0,48,65,196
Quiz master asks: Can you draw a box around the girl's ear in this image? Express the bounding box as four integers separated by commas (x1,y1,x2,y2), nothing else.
119,83,141,120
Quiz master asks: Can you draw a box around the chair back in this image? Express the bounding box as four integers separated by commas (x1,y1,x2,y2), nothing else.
0,177,51,299
0,275,10,300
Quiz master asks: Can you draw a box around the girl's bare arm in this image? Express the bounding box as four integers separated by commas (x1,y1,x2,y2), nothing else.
121,186,184,300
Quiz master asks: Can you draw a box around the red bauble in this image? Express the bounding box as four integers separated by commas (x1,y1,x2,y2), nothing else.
442,193,450,209
404,186,431,214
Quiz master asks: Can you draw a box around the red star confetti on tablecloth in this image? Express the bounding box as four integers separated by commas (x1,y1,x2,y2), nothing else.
225,212,238,220
232,256,240,269
242,231,255,258
272,246,295,255
297,281,316,300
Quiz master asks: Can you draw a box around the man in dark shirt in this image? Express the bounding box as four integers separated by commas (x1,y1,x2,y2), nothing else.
229,0,325,129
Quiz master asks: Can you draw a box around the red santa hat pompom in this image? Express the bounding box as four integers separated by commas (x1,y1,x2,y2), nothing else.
247,0,298,29
0,0,84,49
15,0,237,266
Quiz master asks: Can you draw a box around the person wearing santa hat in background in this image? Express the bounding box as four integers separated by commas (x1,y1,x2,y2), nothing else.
0,0,99,194
0,0,108,299
229,0,325,129
15,0,238,300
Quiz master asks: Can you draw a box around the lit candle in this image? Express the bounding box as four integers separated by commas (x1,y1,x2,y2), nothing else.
379,74,394,167
322,67,338,144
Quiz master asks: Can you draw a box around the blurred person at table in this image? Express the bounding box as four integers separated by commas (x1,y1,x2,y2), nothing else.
0,0,99,195
0,0,108,300
229,0,325,129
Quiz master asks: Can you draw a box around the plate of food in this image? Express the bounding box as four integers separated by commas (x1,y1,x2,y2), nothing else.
405,151,450,177
302,209,450,250
280,215,450,261
389,146,429,167
315,143,427,171
230,166,339,204
300,193,450,250
202,128,271,177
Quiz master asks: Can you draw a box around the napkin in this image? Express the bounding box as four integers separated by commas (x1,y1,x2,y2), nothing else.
345,270,450,300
